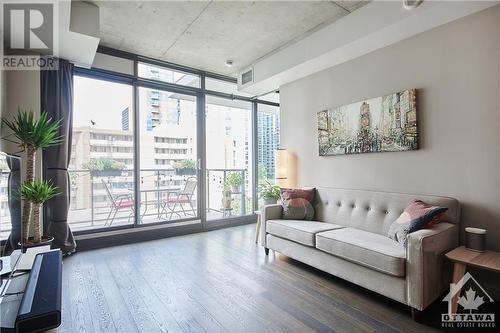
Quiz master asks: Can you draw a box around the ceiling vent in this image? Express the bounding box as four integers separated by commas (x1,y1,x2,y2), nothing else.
239,68,254,87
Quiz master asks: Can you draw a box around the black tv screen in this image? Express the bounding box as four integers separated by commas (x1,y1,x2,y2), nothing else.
0,152,22,255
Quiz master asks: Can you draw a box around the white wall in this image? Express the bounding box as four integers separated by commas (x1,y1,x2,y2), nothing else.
1,70,41,179
280,6,500,250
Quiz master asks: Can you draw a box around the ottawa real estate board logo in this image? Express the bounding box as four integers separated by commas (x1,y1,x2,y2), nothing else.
1,1,58,70
442,272,496,329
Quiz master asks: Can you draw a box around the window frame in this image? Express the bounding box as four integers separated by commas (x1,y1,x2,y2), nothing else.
71,46,279,236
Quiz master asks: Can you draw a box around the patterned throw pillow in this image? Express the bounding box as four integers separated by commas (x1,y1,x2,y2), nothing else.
388,199,448,247
280,188,315,220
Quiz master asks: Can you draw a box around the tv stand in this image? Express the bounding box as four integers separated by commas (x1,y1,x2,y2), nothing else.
0,248,62,332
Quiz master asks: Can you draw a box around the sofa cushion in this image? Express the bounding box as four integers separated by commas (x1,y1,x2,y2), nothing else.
267,220,344,247
316,228,406,277
314,188,460,236
281,188,315,220
387,199,448,247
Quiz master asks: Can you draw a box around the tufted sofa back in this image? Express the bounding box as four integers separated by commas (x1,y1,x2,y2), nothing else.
314,187,460,236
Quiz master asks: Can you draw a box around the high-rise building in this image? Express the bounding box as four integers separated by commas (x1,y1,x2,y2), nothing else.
70,127,135,210
257,111,279,179
121,107,130,131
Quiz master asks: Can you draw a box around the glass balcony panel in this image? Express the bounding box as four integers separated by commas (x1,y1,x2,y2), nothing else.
257,103,280,209
205,96,254,220
69,75,135,231
138,88,199,224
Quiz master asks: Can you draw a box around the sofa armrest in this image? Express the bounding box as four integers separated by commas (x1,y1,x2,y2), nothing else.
260,204,282,247
406,222,459,310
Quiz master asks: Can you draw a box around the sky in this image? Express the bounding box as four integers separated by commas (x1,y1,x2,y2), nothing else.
73,76,280,134
73,76,133,131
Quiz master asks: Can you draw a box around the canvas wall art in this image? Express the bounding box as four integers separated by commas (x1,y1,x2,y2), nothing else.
317,89,418,156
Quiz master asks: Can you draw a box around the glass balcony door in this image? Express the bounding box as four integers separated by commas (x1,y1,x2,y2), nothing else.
205,96,254,221
138,87,200,224
69,76,136,232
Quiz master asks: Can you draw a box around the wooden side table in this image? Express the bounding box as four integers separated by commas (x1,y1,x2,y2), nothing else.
254,210,261,243
445,246,500,314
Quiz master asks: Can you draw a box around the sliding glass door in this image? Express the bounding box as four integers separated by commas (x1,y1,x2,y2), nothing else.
69,75,135,232
71,53,280,235
138,87,199,224
205,96,254,220
257,103,280,208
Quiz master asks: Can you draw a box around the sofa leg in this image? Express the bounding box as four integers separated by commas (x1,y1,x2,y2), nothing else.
411,308,424,322
264,248,269,255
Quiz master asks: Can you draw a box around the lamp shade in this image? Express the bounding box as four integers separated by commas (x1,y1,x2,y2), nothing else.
275,149,288,180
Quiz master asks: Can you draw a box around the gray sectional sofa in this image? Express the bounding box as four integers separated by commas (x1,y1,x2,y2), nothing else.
260,187,460,315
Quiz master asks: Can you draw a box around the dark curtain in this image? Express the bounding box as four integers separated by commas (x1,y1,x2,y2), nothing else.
41,58,76,254
5,154,22,253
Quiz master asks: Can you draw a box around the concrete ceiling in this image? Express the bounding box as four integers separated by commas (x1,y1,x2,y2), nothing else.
92,1,369,76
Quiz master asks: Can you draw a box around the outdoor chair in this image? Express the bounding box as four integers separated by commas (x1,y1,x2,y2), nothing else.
102,179,134,226
160,177,197,220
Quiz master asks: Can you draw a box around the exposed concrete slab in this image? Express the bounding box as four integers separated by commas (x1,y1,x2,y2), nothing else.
95,1,210,60
239,1,498,95
92,1,368,75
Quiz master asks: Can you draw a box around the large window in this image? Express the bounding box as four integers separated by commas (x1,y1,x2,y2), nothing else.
205,77,252,97
69,76,135,232
138,62,200,88
70,50,279,234
257,103,280,181
138,88,198,224
206,97,253,220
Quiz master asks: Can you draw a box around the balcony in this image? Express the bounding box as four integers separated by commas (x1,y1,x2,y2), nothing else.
0,167,253,237
65,168,251,233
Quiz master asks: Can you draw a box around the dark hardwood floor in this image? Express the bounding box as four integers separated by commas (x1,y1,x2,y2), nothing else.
60,224,443,333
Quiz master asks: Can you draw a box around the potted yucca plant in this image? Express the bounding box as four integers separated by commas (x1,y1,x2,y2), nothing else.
17,180,59,248
2,109,62,244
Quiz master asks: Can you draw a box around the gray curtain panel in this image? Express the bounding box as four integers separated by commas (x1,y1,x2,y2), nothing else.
5,154,22,252
41,58,76,254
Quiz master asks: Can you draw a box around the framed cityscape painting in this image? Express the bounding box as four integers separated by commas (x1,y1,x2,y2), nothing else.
317,89,418,156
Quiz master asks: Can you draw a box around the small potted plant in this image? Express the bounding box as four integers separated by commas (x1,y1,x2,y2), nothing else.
174,159,196,176
225,172,243,193
17,180,59,249
258,180,281,206
84,158,126,177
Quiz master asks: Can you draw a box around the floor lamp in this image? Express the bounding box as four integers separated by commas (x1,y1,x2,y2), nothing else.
275,148,288,188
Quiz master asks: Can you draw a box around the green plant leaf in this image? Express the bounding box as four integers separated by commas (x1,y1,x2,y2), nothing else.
1,109,63,151
17,180,60,204
224,172,244,188
258,180,281,200
82,158,126,171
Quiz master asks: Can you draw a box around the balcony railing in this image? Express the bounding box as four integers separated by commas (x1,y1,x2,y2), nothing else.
67,167,251,232
0,167,253,236
206,169,250,218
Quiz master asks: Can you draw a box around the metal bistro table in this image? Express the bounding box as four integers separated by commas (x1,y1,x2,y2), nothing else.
130,186,182,221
